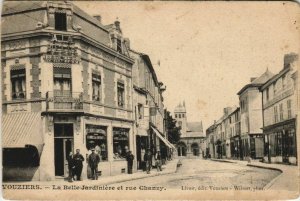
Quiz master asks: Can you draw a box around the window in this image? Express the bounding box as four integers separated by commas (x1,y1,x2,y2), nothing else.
287,100,292,119
182,114,185,118
113,128,129,159
138,104,144,119
117,82,125,107
55,12,67,31
274,106,278,123
175,114,178,118
53,68,71,96
117,38,122,53
11,69,26,99
86,125,108,161
266,88,269,101
282,75,286,89
92,73,101,101
179,114,181,118
279,103,284,121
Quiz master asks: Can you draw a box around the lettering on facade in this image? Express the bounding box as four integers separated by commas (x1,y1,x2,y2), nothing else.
10,103,28,113
44,35,80,64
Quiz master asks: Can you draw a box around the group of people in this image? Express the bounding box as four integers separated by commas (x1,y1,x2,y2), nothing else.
67,147,165,182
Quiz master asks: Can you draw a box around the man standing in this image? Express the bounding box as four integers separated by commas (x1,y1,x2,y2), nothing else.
155,150,162,172
126,150,134,174
73,149,84,181
67,151,75,182
88,148,100,180
144,149,152,174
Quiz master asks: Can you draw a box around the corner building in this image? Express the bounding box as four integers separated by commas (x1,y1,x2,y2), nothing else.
2,1,135,181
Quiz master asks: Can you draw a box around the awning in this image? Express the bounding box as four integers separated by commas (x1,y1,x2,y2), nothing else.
2,112,44,155
151,126,176,149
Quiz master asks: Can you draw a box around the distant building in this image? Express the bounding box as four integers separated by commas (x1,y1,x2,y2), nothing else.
260,53,298,165
174,102,206,158
237,69,274,159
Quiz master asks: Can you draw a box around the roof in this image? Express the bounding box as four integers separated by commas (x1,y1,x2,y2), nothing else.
2,1,111,46
187,122,203,132
2,112,43,148
237,69,274,95
174,102,186,113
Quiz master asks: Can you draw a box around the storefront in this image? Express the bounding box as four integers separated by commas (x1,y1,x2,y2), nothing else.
249,134,264,159
263,118,297,165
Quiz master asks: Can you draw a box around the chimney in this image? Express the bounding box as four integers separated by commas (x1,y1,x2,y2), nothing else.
284,53,299,68
114,19,120,30
124,38,130,49
250,77,257,82
93,15,102,23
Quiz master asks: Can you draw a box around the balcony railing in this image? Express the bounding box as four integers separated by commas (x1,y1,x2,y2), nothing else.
46,91,83,110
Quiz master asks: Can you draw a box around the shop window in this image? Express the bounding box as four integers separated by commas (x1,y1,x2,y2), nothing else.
53,68,71,97
279,103,283,121
55,12,67,31
276,132,282,156
287,100,292,119
117,82,125,108
288,129,296,156
86,125,107,161
11,69,26,100
138,104,144,119
92,73,101,101
117,38,122,53
113,128,129,159
269,134,277,157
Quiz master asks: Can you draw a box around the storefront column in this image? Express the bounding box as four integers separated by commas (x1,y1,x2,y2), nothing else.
107,124,114,163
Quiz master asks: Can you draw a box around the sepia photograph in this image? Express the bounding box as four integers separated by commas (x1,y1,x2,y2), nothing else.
1,0,299,200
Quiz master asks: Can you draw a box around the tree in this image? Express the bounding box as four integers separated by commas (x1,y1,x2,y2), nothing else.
165,110,181,144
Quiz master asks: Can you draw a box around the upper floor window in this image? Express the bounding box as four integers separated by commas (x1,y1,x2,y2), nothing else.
55,12,67,31
282,75,286,89
117,82,125,108
266,88,269,101
287,99,292,119
279,103,283,121
53,68,71,97
274,106,278,123
182,114,185,118
179,114,181,118
92,73,101,101
175,114,178,118
117,39,122,53
138,104,144,119
11,69,26,100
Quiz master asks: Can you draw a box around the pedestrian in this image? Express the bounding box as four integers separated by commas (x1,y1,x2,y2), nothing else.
73,149,84,181
88,148,100,180
144,148,152,174
67,151,75,182
126,150,134,174
155,150,162,172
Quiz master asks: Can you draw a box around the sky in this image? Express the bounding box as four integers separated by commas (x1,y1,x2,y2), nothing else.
74,1,299,131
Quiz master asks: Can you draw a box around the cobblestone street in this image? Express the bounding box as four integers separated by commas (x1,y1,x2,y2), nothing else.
112,159,281,190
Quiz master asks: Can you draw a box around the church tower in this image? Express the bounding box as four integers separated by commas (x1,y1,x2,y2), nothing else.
174,101,187,137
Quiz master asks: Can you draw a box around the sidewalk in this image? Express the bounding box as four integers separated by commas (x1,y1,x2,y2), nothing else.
4,159,179,186
210,158,299,191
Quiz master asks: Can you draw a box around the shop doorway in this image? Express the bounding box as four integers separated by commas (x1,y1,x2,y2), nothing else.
136,136,148,170
54,123,74,177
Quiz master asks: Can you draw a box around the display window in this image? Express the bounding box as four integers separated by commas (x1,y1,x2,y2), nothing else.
113,127,129,159
86,125,107,161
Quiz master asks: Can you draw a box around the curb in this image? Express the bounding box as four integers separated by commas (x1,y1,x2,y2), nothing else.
101,160,180,185
210,159,237,163
246,164,283,190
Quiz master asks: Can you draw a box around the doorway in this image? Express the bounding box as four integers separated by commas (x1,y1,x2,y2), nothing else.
54,123,74,177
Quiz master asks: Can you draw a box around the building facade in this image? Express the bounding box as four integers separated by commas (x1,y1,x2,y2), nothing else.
237,70,274,159
2,1,145,181
260,53,298,165
174,102,206,158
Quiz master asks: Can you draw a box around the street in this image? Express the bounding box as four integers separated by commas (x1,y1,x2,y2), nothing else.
111,159,281,190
